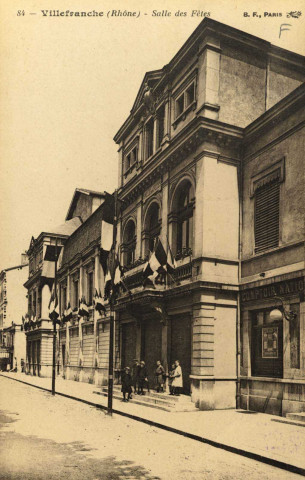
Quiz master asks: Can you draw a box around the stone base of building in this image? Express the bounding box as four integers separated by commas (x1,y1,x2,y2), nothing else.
191,377,236,410
60,366,109,387
240,377,305,417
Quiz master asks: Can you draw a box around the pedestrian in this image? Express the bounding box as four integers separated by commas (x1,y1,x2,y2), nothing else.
121,366,133,402
132,359,139,395
168,363,176,395
155,360,165,392
171,360,183,396
137,360,148,395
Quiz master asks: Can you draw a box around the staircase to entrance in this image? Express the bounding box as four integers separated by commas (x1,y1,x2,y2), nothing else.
94,385,198,412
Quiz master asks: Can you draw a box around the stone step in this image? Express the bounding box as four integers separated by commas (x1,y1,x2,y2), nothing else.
102,385,191,403
286,412,305,423
94,388,198,412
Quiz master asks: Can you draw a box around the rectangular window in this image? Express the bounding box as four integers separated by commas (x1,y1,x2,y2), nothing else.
145,118,154,159
185,83,195,107
176,94,184,117
157,105,165,149
87,272,94,305
73,280,79,309
124,146,137,175
61,286,67,314
175,81,196,119
254,180,280,253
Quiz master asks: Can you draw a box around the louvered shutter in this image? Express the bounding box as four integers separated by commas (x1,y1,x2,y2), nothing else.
254,181,280,253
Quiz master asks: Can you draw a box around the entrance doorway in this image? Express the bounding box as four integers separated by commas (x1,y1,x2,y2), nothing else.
121,322,137,370
142,318,162,386
170,316,191,394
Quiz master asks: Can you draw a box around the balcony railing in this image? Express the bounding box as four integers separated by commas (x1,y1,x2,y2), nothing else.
122,259,193,292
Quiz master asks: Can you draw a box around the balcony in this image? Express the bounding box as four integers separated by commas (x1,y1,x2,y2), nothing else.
122,256,193,292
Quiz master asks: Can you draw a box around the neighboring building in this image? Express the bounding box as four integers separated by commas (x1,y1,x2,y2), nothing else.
24,217,81,377
57,191,114,385
112,17,305,412
0,254,28,371
240,85,305,416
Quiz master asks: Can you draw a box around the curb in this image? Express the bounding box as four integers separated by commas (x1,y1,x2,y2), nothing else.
1,373,305,477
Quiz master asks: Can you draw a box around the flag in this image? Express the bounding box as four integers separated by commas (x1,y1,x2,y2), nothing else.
143,238,167,287
165,237,176,275
41,244,62,283
78,296,89,318
48,284,59,321
64,302,73,322
99,220,113,275
57,247,64,270
94,289,106,316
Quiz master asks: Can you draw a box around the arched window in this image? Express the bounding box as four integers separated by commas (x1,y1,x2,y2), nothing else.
171,180,194,258
144,203,161,256
122,220,136,267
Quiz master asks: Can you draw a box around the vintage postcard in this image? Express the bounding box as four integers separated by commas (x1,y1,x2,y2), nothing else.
0,0,305,479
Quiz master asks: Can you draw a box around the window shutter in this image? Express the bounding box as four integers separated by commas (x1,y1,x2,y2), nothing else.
254,181,280,253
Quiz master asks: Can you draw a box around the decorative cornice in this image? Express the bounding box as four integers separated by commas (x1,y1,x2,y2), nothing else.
119,118,242,208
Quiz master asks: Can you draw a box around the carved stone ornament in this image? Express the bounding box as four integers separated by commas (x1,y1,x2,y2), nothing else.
142,83,156,115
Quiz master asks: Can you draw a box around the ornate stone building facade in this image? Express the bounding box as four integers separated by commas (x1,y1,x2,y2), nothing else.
57,191,114,386
24,218,81,377
112,18,305,411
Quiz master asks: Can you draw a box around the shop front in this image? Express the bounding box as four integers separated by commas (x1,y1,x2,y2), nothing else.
240,275,305,416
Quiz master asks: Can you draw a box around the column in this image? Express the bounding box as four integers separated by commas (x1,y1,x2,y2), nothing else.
153,115,158,154
137,129,143,169
161,322,169,391
191,296,215,410
93,251,100,384
136,200,142,259
161,96,170,147
160,173,169,248
118,142,124,187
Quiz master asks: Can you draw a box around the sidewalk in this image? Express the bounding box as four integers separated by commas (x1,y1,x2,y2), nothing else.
1,371,304,476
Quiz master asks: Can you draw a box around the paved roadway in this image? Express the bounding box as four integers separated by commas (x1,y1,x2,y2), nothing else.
0,376,302,480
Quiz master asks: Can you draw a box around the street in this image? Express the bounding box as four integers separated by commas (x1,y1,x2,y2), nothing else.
0,377,302,480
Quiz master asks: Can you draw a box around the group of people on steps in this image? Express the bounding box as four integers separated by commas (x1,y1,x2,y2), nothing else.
121,359,183,402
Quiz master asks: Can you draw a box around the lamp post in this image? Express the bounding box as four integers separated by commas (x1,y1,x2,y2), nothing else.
269,296,297,322
107,191,118,416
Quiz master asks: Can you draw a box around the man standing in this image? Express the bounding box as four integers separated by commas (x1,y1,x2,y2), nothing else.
137,360,148,395
132,359,139,395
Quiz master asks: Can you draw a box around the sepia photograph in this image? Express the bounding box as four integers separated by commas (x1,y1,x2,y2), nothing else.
0,0,305,478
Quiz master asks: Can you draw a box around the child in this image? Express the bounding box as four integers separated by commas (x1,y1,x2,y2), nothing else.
121,366,133,402
155,360,165,393
168,363,176,395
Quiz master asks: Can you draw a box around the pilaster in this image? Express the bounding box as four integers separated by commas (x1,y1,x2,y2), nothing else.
197,35,221,120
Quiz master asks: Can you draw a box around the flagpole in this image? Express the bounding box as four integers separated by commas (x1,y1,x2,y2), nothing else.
108,190,117,415
52,238,58,396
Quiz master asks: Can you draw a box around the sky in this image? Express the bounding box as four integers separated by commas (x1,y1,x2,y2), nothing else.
1,0,305,270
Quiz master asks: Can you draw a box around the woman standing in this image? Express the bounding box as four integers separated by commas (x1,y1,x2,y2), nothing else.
121,366,133,402
171,360,183,396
